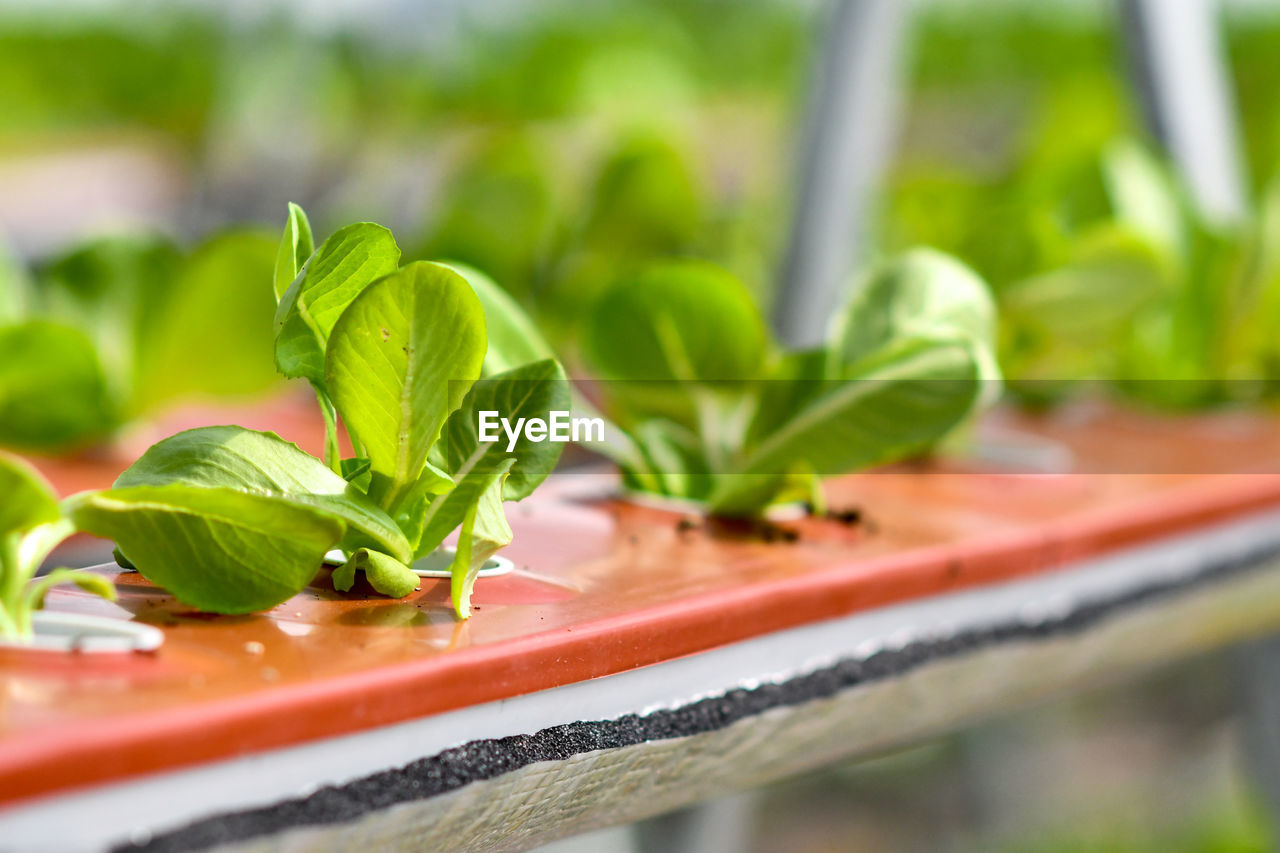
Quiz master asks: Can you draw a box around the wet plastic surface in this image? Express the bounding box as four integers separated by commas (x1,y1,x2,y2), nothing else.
4,404,1280,806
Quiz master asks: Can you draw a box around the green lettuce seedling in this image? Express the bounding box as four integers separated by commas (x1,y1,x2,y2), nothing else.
580,252,1000,516
0,452,115,642
0,230,280,453
69,206,567,618
1001,140,1280,408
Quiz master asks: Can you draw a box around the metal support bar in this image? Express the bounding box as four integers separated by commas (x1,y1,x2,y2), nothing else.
775,0,910,349
1119,0,1250,222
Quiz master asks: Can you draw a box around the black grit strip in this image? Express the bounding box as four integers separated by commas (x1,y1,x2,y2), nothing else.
116,535,1280,853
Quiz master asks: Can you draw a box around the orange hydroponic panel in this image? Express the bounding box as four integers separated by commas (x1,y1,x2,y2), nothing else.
3,404,1280,806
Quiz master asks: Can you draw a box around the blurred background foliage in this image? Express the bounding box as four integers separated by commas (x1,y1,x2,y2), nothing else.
3,1,1279,394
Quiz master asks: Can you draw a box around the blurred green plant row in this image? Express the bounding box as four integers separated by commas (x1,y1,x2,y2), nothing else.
4,0,1280,463
886,5,1280,410
0,230,278,451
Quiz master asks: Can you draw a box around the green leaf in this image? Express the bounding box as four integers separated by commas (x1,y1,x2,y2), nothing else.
3,515,76,641
0,321,117,451
443,262,556,375
830,249,1000,409
114,426,411,562
70,485,344,614
325,262,486,509
421,131,560,303
389,461,455,553
710,337,980,515
443,358,569,502
441,262,646,475
132,231,280,413
583,260,768,433
0,451,59,536
415,457,513,562
583,260,767,383
340,457,372,490
38,234,180,396
450,471,512,619
744,348,828,449
349,548,419,598
16,520,75,579
274,223,401,384
582,136,702,258
1003,226,1169,337
332,558,357,593
629,418,709,500
24,568,116,610
274,202,315,302
831,248,997,373
1258,178,1280,285
1102,139,1188,263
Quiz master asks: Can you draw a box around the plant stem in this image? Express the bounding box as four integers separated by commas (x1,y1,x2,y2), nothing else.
6,519,75,640
0,605,19,643
806,473,827,516
0,533,26,641
348,426,366,461
693,390,737,475
0,533,22,616
313,384,342,474
419,445,484,526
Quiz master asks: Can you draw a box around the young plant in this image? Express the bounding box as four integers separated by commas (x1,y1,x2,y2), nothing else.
68,206,568,618
1000,140,1280,408
0,452,115,642
579,252,1000,517
0,230,280,453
